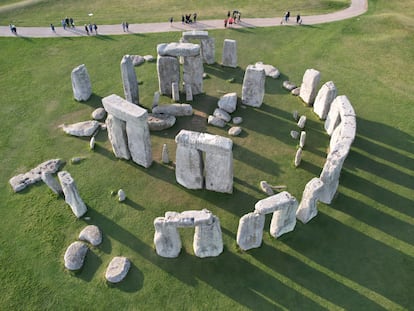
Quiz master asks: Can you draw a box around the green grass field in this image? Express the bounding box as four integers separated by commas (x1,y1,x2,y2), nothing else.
0,0,413,310
0,0,349,26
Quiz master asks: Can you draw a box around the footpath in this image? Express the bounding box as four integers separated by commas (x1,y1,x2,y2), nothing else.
0,0,367,38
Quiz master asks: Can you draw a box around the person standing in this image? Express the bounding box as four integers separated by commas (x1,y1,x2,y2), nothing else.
224,18,228,28
88,23,93,33
169,17,173,26
93,23,98,34
61,19,66,30
122,22,126,32
50,23,55,32
193,13,197,23
84,24,89,35
296,14,302,24
125,22,129,31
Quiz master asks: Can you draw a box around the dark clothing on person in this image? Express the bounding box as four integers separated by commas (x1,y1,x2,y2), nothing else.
70,18,74,27
93,24,98,33
296,14,301,24
193,13,197,23
50,24,55,32
84,24,89,35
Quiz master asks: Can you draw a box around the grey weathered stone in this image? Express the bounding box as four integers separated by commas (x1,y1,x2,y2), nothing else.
148,113,176,131
165,209,214,227
208,115,226,128
294,148,302,167
157,42,201,57
162,144,170,164
329,115,356,152
64,241,88,270
131,55,145,66
102,94,152,168
283,81,297,91
292,110,299,121
183,54,204,95
143,55,155,62
290,130,299,139
118,189,126,202
185,83,193,101
204,148,233,194
175,144,204,190
299,68,321,105
79,225,102,246
9,159,62,192
213,108,231,122
152,104,193,116
260,181,274,195
121,55,139,105
157,55,180,96
62,120,100,137
296,177,324,224
92,107,106,120
299,131,306,148
324,95,355,136
200,37,215,64
193,215,223,258
232,117,243,125
172,82,180,102
236,212,266,251
152,91,160,108
313,81,337,120
105,257,131,283
297,115,307,129
222,39,237,68
41,171,62,195
242,65,265,107
228,126,242,136
89,136,95,150
291,87,300,96
182,30,209,40
154,217,182,258
254,62,280,78
218,92,237,113
105,114,130,160
58,171,87,218
71,64,92,101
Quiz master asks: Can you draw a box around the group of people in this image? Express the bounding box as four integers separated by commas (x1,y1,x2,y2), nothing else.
224,10,241,28
282,11,302,24
121,21,129,32
62,17,75,29
182,13,197,24
84,23,98,35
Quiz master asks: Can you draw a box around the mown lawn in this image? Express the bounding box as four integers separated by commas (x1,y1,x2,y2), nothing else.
0,0,413,310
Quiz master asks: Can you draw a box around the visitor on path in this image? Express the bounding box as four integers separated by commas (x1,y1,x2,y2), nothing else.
93,23,98,34
296,14,302,24
227,11,231,18
65,17,69,27
182,15,185,24
193,13,197,23
84,24,89,35
284,11,290,22
125,22,129,31
9,24,17,34
50,24,55,32
70,17,74,28
169,17,173,26
224,18,228,28
122,22,126,32
88,23,93,33
61,19,66,30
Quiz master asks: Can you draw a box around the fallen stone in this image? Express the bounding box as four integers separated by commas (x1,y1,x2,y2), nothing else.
89,136,95,150
294,148,302,167
79,225,102,246
232,117,243,125
147,113,176,131
283,81,297,91
92,107,106,120
41,171,62,195
152,104,193,116
228,126,242,136
131,55,145,66
292,110,299,121
71,157,84,164
208,115,226,128
64,241,88,271
62,120,100,137
260,181,274,195
58,171,88,218
297,115,307,129
218,92,237,113
291,87,300,96
9,159,62,192
290,130,299,139
213,108,231,122
254,62,280,78
105,257,131,283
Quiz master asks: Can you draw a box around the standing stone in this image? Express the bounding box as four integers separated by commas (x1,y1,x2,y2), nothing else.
64,241,88,270
299,68,321,106
299,131,306,148
105,257,131,283
58,171,87,218
71,64,92,101
118,189,126,202
154,217,182,258
294,148,302,167
79,225,102,246
242,65,265,108
222,39,237,68
162,144,170,164
296,177,324,224
183,54,204,95
175,144,204,189
120,55,139,105
92,107,107,120
260,180,274,195
232,117,243,125
201,37,215,64
157,55,180,96
297,115,307,129
172,82,180,102
236,212,266,250
313,81,337,120
41,171,62,195
89,136,95,150
105,114,130,160
218,92,237,113
185,83,193,101
152,91,160,108
193,216,223,258
290,130,299,139
292,110,299,121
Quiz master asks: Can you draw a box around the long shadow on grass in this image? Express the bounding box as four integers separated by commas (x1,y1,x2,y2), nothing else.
204,63,244,85
77,249,102,282
274,211,413,309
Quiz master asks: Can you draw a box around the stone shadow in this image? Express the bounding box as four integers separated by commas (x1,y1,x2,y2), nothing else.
203,63,245,85
76,249,102,282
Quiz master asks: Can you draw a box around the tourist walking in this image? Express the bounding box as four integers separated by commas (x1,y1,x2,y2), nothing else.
122,22,126,32
125,22,129,31
193,13,197,23
61,19,66,30
169,17,173,26
224,18,228,28
296,14,302,24
88,23,93,33
9,24,17,34
93,23,98,34
84,24,89,35
70,17,74,28
284,11,290,22
50,23,55,32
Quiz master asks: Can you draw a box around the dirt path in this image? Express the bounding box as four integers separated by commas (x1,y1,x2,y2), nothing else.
0,0,367,38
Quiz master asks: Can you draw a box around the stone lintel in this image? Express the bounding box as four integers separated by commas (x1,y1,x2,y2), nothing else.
102,94,147,122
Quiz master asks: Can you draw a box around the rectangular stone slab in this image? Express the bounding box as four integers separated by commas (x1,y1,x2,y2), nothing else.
182,30,209,40
102,94,148,122
157,42,200,57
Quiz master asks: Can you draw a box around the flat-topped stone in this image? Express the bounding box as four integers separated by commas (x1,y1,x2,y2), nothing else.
147,113,176,131
157,42,200,57
208,115,226,128
228,126,242,136
64,241,88,270
182,30,209,40
255,191,297,215
175,130,233,153
102,94,147,122
165,209,214,226
105,256,130,283
152,103,193,116
62,120,100,137
254,62,280,79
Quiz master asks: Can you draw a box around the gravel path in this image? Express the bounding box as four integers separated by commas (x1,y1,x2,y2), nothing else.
0,0,367,38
